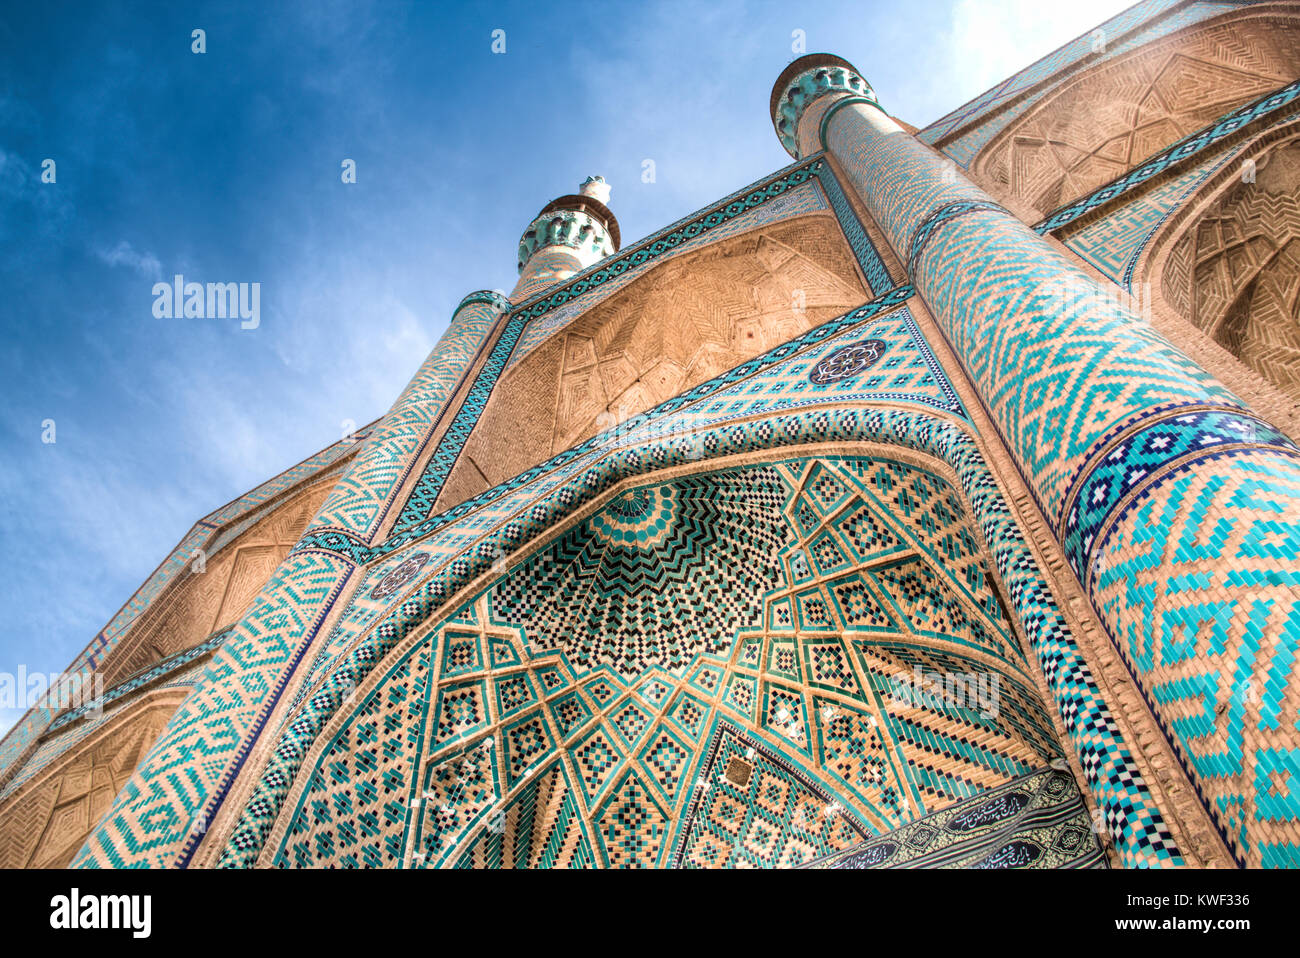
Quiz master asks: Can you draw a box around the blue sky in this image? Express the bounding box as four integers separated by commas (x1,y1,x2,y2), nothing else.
0,0,1134,733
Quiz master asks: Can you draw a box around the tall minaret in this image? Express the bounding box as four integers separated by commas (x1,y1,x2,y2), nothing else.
770,52,1300,869
513,175,620,301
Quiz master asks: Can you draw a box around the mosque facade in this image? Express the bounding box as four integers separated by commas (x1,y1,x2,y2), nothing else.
3,0,1300,869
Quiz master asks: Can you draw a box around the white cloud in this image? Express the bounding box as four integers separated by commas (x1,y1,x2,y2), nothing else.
95,239,162,279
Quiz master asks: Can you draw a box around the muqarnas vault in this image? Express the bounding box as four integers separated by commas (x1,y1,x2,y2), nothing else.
5,0,1300,870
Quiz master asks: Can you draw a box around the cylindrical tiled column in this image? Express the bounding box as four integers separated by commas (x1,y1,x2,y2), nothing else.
309,290,511,538
512,175,619,302
772,54,1300,867
73,290,509,868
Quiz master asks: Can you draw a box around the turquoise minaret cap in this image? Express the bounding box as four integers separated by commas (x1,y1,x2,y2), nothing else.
516,177,621,274
770,53,877,158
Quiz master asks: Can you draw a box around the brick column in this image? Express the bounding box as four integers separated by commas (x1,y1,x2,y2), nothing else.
772,54,1300,866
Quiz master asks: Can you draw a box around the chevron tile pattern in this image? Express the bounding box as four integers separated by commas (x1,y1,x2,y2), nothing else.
1092,448,1300,866
821,91,1300,866
0,429,366,781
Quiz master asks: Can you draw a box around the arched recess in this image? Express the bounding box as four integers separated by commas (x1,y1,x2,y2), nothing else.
1143,124,1300,406
263,449,1071,868
436,215,869,511
94,476,336,690
216,394,1159,867
972,4,1300,219
0,689,189,868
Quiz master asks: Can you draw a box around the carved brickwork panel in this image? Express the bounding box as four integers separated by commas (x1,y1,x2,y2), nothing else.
976,9,1300,217
1162,136,1300,402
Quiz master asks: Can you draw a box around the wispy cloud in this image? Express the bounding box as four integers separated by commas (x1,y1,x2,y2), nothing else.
95,240,163,279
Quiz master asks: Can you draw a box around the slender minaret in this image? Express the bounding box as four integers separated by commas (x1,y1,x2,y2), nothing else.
72,285,511,866
513,175,620,301
771,53,1300,867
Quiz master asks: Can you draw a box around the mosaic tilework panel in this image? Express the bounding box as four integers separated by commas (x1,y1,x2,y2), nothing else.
827,105,1246,521
278,297,968,722
450,763,599,869
671,722,867,868
74,550,353,868
1060,138,1242,285
0,656,215,803
1091,449,1300,867
489,470,792,679
224,375,1177,868
821,94,1300,863
231,453,1151,868
278,641,433,868
803,767,1106,868
46,628,233,736
1038,85,1300,235
308,293,505,539
295,289,969,566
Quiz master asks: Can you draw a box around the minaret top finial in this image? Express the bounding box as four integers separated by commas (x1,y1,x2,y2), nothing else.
515,178,621,281
579,175,611,204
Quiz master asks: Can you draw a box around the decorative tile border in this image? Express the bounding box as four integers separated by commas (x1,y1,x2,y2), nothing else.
46,628,233,735
1063,408,1300,588
299,285,923,563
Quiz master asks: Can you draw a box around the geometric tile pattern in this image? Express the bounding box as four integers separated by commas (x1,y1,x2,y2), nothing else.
0,428,369,780
671,722,868,868
979,15,1300,216
290,290,961,567
219,347,1177,869
1092,448,1300,866
31,12,1283,878
1031,76,1300,232
246,455,1094,869
73,549,353,868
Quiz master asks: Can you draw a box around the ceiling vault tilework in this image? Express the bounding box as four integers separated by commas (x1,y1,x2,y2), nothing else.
261,455,1097,869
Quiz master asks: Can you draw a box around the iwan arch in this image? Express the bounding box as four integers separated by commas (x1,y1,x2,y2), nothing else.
4,1,1300,869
